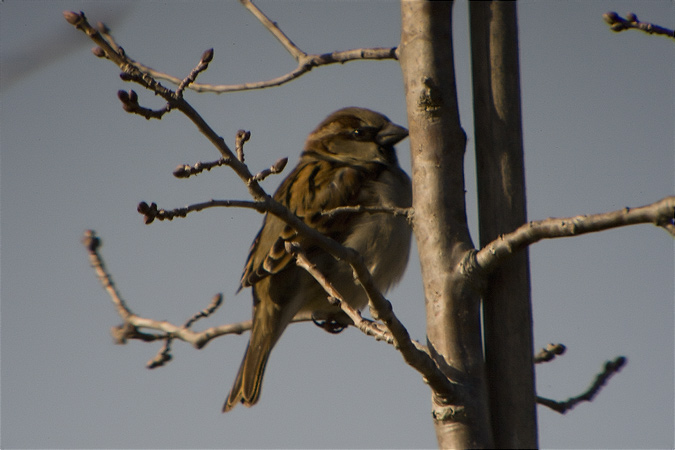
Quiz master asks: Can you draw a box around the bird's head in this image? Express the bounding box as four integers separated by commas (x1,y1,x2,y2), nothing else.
303,107,408,166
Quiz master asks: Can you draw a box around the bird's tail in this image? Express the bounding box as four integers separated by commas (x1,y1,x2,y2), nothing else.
223,336,272,412
223,291,287,412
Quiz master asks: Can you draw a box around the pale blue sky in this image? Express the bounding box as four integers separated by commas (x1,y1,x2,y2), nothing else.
1,1,673,448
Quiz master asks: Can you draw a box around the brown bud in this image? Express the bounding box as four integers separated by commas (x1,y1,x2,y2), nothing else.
173,165,189,178
137,201,150,214
201,48,214,63
63,11,82,25
91,47,106,58
272,157,288,173
96,21,110,34
626,12,637,22
82,230,101,252
236,129,251,142
602,12,620,24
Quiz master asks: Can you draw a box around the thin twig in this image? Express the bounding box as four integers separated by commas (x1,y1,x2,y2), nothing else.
137,199,265,224
147,340,173,368
173,157,231,179
240,0,306,61
235,130,251,162
321,205,413,223
82,230,132,320
603,12,675,40
249,157,288,183
117,89,171,119
176,48,214,97
537,357,627,414
184,294,224,329
70,3,397,94
147,294,224,369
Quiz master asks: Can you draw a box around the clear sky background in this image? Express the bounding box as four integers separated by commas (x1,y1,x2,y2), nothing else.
1,1,673,448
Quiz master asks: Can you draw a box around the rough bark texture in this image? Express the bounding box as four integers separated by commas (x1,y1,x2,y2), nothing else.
469,2,538,448
400,2,493,448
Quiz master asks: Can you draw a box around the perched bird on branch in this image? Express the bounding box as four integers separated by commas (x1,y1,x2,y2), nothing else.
224,107,412,411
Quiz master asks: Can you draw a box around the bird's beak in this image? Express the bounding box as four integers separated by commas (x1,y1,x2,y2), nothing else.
376,122,409,147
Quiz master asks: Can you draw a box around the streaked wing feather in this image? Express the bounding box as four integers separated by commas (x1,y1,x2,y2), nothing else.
239,158,380,290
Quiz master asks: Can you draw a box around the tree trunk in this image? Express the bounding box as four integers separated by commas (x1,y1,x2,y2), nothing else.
400,1,492,448
469,2,538,448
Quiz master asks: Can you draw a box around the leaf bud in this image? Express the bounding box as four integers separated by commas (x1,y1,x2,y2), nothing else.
63,11,82,25
201,48,214,63
91,47,106,58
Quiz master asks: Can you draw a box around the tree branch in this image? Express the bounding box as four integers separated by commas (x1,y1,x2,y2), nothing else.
83,223,439,379
475,196,675,274
603,12,675,40
137,199,264,224
68,10,436,391
239,0,306,61
73,2,398,95
318,204,413,223
537,357,627,414
287,243,395,343
82,229,255,352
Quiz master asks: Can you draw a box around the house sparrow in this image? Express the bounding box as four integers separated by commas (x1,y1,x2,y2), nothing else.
224,107,412,412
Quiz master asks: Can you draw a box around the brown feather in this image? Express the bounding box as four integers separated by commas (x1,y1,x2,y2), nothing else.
225,107,412,411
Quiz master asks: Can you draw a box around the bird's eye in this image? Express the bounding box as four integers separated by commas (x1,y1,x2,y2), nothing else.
351,127,377,141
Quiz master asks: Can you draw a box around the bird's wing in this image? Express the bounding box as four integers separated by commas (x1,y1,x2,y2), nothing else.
239,158,381,290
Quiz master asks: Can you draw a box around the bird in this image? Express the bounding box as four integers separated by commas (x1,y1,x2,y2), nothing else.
223,107,412,412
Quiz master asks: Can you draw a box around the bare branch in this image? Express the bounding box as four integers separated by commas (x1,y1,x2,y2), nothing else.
287,243,393,342
147,339,174,368
235,130,251,162
534,343,566,364
320,205,413,223
67,5,397,95
176,48,214,97
475,196,675,274
240,0,306,61
82,230,133,321
184,294,224,329
146,294,223,369
340,244,459,397
537,357,627,414
83,226,423,364
64,11,267,201
82,230,252,346
249,157,288,183
173,158,231,179
603,12,675,40
115,47,398,94
70,8,451,399
137,199,265,224
303,241,456,395
117,89,171,119
133,196,439,386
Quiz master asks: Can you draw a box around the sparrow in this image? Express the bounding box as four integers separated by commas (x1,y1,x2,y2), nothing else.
224,107,412,411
